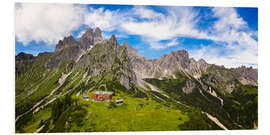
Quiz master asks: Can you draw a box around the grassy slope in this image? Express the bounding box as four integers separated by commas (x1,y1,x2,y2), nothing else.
71,92,189,132
19,90,190,133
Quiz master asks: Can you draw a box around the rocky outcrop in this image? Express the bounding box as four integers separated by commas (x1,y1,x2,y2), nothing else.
46,45,81,68
182,80,196,94
16,52,36,61
46,27,103,68
15,52,37,76
93,27,103,44
187,58,210,79
76,35,137,89
231,66,258,86
79,27,103,50
122,41,154,79
55,36,78,52
154,50,190,71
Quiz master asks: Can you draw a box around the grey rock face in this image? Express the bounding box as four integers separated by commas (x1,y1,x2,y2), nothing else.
121,41,154,79
15,52,37,76
94,27,103,44
109,35,118,46
182,80,196,94
16,52,36,61
46,45,81,68
55,36,78,52
79,27,103,50
76,35,137,89
152,50,190,78
37,52,53,60
79,27,94,50
231,66,258,86
187,58,210,79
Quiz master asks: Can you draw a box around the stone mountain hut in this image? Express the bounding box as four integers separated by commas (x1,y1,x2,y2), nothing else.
90,91,112,101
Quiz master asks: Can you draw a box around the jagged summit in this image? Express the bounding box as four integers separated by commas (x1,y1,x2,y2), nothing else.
16,52,35,61
94,27,102,42
79,27,103,50
122,41,135,50
109,35,118,46
55,35,78,52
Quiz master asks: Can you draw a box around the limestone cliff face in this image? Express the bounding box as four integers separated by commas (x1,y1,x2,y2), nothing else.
76,35,137,89
231,66,258,86
121,41,257,93
79,27,103,50
55,36,78,52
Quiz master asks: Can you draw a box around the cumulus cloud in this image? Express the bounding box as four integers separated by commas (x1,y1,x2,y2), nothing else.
190,43,257,68
120,6,202,49
15,3,87,45
166,38,179,47
83,7,127,32
122,7,199,40
188,7,257,68
132,6,164,20
212,7,247,31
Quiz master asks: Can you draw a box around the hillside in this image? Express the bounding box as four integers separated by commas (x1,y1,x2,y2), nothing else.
15,27,258,133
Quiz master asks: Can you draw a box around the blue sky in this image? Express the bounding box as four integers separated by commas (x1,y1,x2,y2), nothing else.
15,3,258,68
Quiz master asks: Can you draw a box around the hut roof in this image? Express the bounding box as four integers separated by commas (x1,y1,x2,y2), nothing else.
115,99,123,102
93,91,112,95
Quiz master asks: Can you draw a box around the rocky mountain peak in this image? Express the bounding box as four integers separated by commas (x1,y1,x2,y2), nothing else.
94,27,102,37
198,59,207,65
16,52,35,61
109,35,118,46
172,50,189,59
16,52,37,77
55,36,77,52
121,41,138,53
155,50,190,70
230,65,258,86
79,27,94,50
79,27,104,50
121,40,129,47
94,27,103,44
83,27,94,38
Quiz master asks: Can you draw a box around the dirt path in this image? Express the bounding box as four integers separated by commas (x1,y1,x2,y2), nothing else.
35,125,45,133
202,111,228,130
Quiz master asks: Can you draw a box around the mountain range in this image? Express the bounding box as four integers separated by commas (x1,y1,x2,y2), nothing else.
15,27,258,132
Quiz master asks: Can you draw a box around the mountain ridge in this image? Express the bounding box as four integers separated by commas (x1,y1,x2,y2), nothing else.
15,27,258,132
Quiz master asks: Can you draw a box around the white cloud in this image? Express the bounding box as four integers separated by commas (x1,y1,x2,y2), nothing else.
190,42,257,68
121,7,199,41
212,7,247,31
15,3,87,45
132,6,164,20
166,38,179,47
188,7,257,68
83,7,127,32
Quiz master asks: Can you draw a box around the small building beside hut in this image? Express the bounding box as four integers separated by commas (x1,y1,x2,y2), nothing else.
90,91,112,101
115,99,124,105
82,95,89,100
